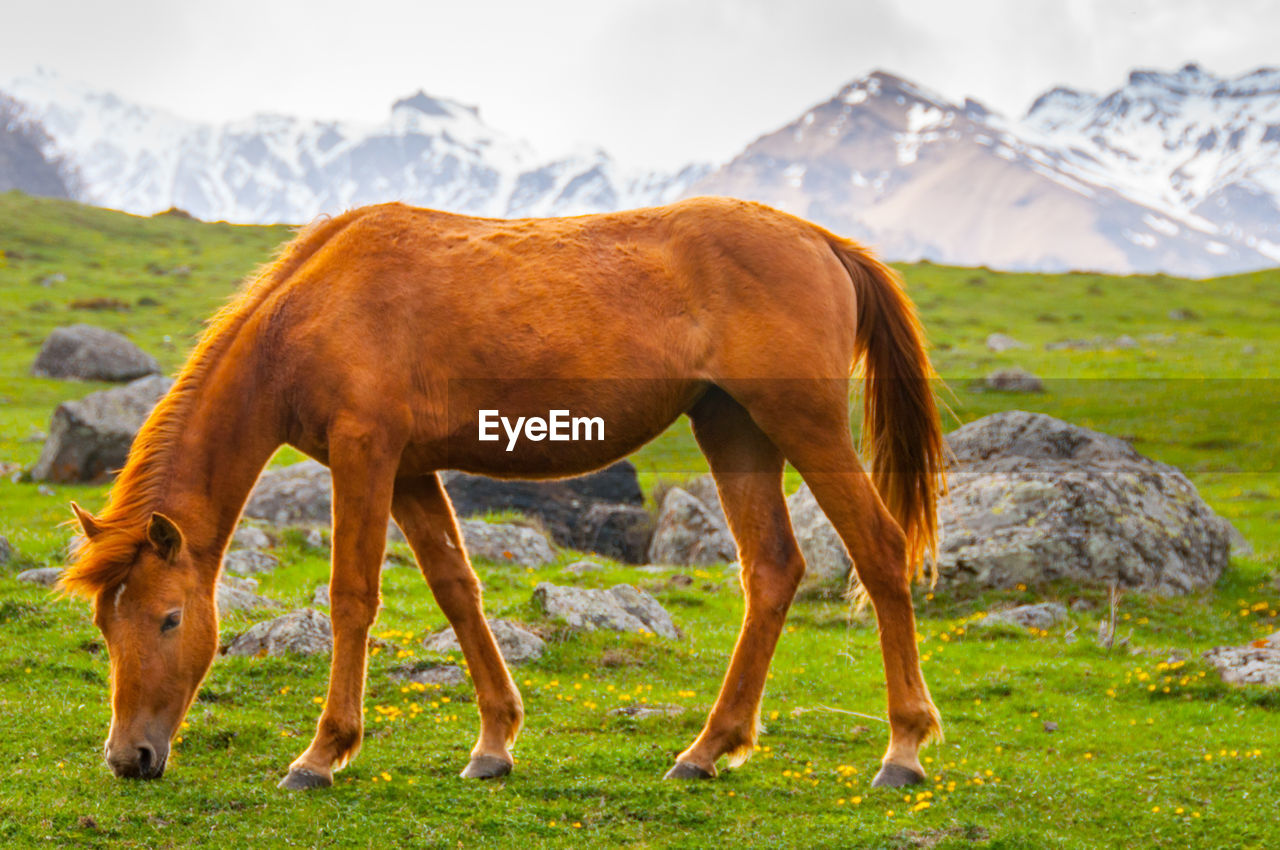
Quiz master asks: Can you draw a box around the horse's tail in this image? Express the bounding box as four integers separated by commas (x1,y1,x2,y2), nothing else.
828,237,944,583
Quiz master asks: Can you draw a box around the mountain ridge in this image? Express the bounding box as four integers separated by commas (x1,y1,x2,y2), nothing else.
3,64,1277,276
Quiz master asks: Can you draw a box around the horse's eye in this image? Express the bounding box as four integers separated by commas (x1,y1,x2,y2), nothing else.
161,611,182,633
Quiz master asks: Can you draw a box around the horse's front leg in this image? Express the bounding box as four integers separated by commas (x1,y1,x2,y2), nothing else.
280,416,403,790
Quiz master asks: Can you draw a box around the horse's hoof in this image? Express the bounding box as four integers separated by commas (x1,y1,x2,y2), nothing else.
278,767,332,790
871,763,926,788
664,761,715,780
460,754,513,779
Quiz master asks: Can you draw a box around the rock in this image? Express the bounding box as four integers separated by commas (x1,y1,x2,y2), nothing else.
1204,633,1280,685
231,524,275,551
648,488,736,566
393,664,465,687
312,584,330,607
564,560,602,575
534,582,679,639
683,474,729,530
787,483,851,588
16,567,62,586
986,333,1028,352
31,324,161,382
31,375,172,483
223,609,332,657
0,536,11,565
984,368,1044,393
459,520,555,567
303,528,326,549
608,703,685,719
423,618,545,664
443,461,644,556
215,578,281,616
1219,519,1253,558
220,575,259,592
1168,308,1199,321
937,411,1229,593
244,460,332,525
1043,721,1059,733
983,602,1068,630
1114,334,1138,349
223,549,279,576
574,503,654,564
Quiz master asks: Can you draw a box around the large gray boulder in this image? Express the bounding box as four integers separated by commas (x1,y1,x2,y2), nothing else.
423,618,546,664
31,324,161,382
982,602,1068,630
937,411,1229,593
31,375,172,483
459,520,555,567
534,582,679,639
223,609,332,656
787,483,851,589
648,488,736,566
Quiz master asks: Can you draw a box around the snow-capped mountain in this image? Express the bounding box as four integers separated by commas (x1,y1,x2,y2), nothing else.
3,64,1279,276
0,68,707,224
689,67,1280,276
1021,64,1280,252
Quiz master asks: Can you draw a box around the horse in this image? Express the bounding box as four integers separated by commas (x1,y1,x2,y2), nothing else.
60,196,944,790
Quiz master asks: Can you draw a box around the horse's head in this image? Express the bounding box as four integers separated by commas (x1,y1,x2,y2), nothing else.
68,503,219,780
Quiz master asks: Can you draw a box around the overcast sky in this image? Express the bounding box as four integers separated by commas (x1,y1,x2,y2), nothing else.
1,0,1277,168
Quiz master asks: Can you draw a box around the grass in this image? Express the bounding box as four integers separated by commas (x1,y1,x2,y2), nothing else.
1,192,1277,848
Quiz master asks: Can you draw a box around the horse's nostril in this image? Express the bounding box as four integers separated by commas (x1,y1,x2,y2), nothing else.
137,744,154,776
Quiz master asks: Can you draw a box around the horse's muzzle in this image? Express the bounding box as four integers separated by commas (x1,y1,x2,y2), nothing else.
105,740,168,779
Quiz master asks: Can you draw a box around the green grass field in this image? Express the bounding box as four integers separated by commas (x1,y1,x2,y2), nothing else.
1,192,1277,848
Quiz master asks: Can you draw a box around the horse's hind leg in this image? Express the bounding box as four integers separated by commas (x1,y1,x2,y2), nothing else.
666,388,804,779
390,473,524,778
743,385,940,787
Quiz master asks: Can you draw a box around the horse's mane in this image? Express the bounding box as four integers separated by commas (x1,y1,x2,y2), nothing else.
59,212,360,599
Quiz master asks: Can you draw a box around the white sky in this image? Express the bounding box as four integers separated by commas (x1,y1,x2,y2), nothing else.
1,0,1277,169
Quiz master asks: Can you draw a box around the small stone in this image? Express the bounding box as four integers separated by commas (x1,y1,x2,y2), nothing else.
312,584,330,607
984,602,1068,631
1069,598,1095,612
223,609,333,657
16,567,62,586
37,484,56,497
393,664,465,687
231,524,274,551
564,560,601,575
534,582,679,639
984,368,1044,393
304,528,325,549
215,580,280,616
459,520,555,567
0,536,12,565
1204,636,1280,686
1043,721,1059,733
423,618,545,664
986,333,1029,352
608,703,685,719
223,549,279,576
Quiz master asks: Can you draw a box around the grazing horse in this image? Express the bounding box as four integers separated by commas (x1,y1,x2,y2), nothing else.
61,196,944,790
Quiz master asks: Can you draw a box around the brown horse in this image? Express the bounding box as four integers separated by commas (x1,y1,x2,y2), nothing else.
61,196,943,790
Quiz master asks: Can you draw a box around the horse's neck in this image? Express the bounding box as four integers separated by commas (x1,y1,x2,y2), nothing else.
162,350,284,558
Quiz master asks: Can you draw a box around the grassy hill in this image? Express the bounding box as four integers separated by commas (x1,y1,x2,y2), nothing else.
0,191,1277,847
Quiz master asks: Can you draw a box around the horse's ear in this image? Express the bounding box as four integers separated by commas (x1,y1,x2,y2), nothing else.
70,502,104,539
147,513,185,563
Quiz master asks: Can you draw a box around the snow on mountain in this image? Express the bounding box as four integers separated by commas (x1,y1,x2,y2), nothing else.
1021,63,1280,261
3,64,1279,276
689,67,1280,275
0,68,707,224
